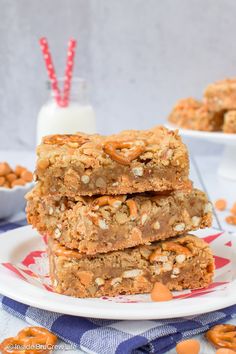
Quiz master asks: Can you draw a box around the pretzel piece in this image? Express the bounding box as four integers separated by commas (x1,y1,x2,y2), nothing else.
126,199,138,220
162,241,192,256
0,326,57,354
93,195,125,208
43,134,89,147
205,324,236,350
103,140,145,165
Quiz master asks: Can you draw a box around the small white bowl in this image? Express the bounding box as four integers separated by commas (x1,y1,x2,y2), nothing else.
0,182,35,220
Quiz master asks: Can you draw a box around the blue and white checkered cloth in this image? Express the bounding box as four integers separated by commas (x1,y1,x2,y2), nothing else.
1,218,236,354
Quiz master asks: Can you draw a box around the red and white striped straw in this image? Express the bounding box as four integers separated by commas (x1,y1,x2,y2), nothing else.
39,37,77,107
61,39,77,107
39,37,62,106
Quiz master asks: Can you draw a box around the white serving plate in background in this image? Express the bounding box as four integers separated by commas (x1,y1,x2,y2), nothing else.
166,123,236,181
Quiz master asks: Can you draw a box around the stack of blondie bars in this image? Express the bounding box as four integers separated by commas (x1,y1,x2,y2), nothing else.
168,78,236,133
26,126,214,298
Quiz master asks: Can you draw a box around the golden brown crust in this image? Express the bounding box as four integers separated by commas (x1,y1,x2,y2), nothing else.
48,234,215,298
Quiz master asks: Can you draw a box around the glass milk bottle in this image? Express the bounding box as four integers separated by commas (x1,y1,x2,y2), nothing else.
36,78,96,144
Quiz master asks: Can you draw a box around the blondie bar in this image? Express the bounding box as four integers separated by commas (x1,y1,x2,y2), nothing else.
223,111,236,133
48,234,215,298
204,78,236,111
35,126,191,197
26,187,212,254
168,98,224,131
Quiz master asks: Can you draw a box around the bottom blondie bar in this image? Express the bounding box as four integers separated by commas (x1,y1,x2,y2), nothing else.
223,111,236,133
49,234,214,298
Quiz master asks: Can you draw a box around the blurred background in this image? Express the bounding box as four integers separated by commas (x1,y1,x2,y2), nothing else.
1,0,236,150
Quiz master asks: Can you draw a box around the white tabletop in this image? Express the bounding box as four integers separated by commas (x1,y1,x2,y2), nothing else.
0,150,235,354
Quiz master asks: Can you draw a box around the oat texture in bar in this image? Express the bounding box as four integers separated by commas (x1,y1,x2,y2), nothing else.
168,98,224,131
35,126,191,196
48,234,215,298
26,187,212,255
223,111,236,133
204,78,236,111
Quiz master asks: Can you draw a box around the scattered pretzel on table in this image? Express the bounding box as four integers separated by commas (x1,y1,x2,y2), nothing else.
205,324,236,350
103,140,146,165
0,326,57,354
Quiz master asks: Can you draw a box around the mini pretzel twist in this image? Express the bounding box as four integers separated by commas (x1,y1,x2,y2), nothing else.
162,241,192,256
205,324,236,350
43,134,89,147
0,326,57,354
103,140,146,165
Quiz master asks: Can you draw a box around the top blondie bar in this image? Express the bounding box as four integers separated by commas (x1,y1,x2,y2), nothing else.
35,126,191,197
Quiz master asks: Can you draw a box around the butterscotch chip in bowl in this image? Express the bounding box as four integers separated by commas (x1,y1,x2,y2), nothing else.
0,162,11,176
0,162,34,219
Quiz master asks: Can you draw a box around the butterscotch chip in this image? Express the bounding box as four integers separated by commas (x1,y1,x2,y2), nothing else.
15,165,27,177
6,173,17,183
215,199,227,211
176,339,200,354
48,234,215,298
77,271,93,286
26,187,212,255
11,178,26,187
151,282,173,302
225,215,236,225
0,176,5,186
37,158,50,169
216,349,236,354
21,170,33,182
0,162,11,176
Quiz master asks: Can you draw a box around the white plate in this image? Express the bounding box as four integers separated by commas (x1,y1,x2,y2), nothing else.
165,123,236,146
0,226,235,320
